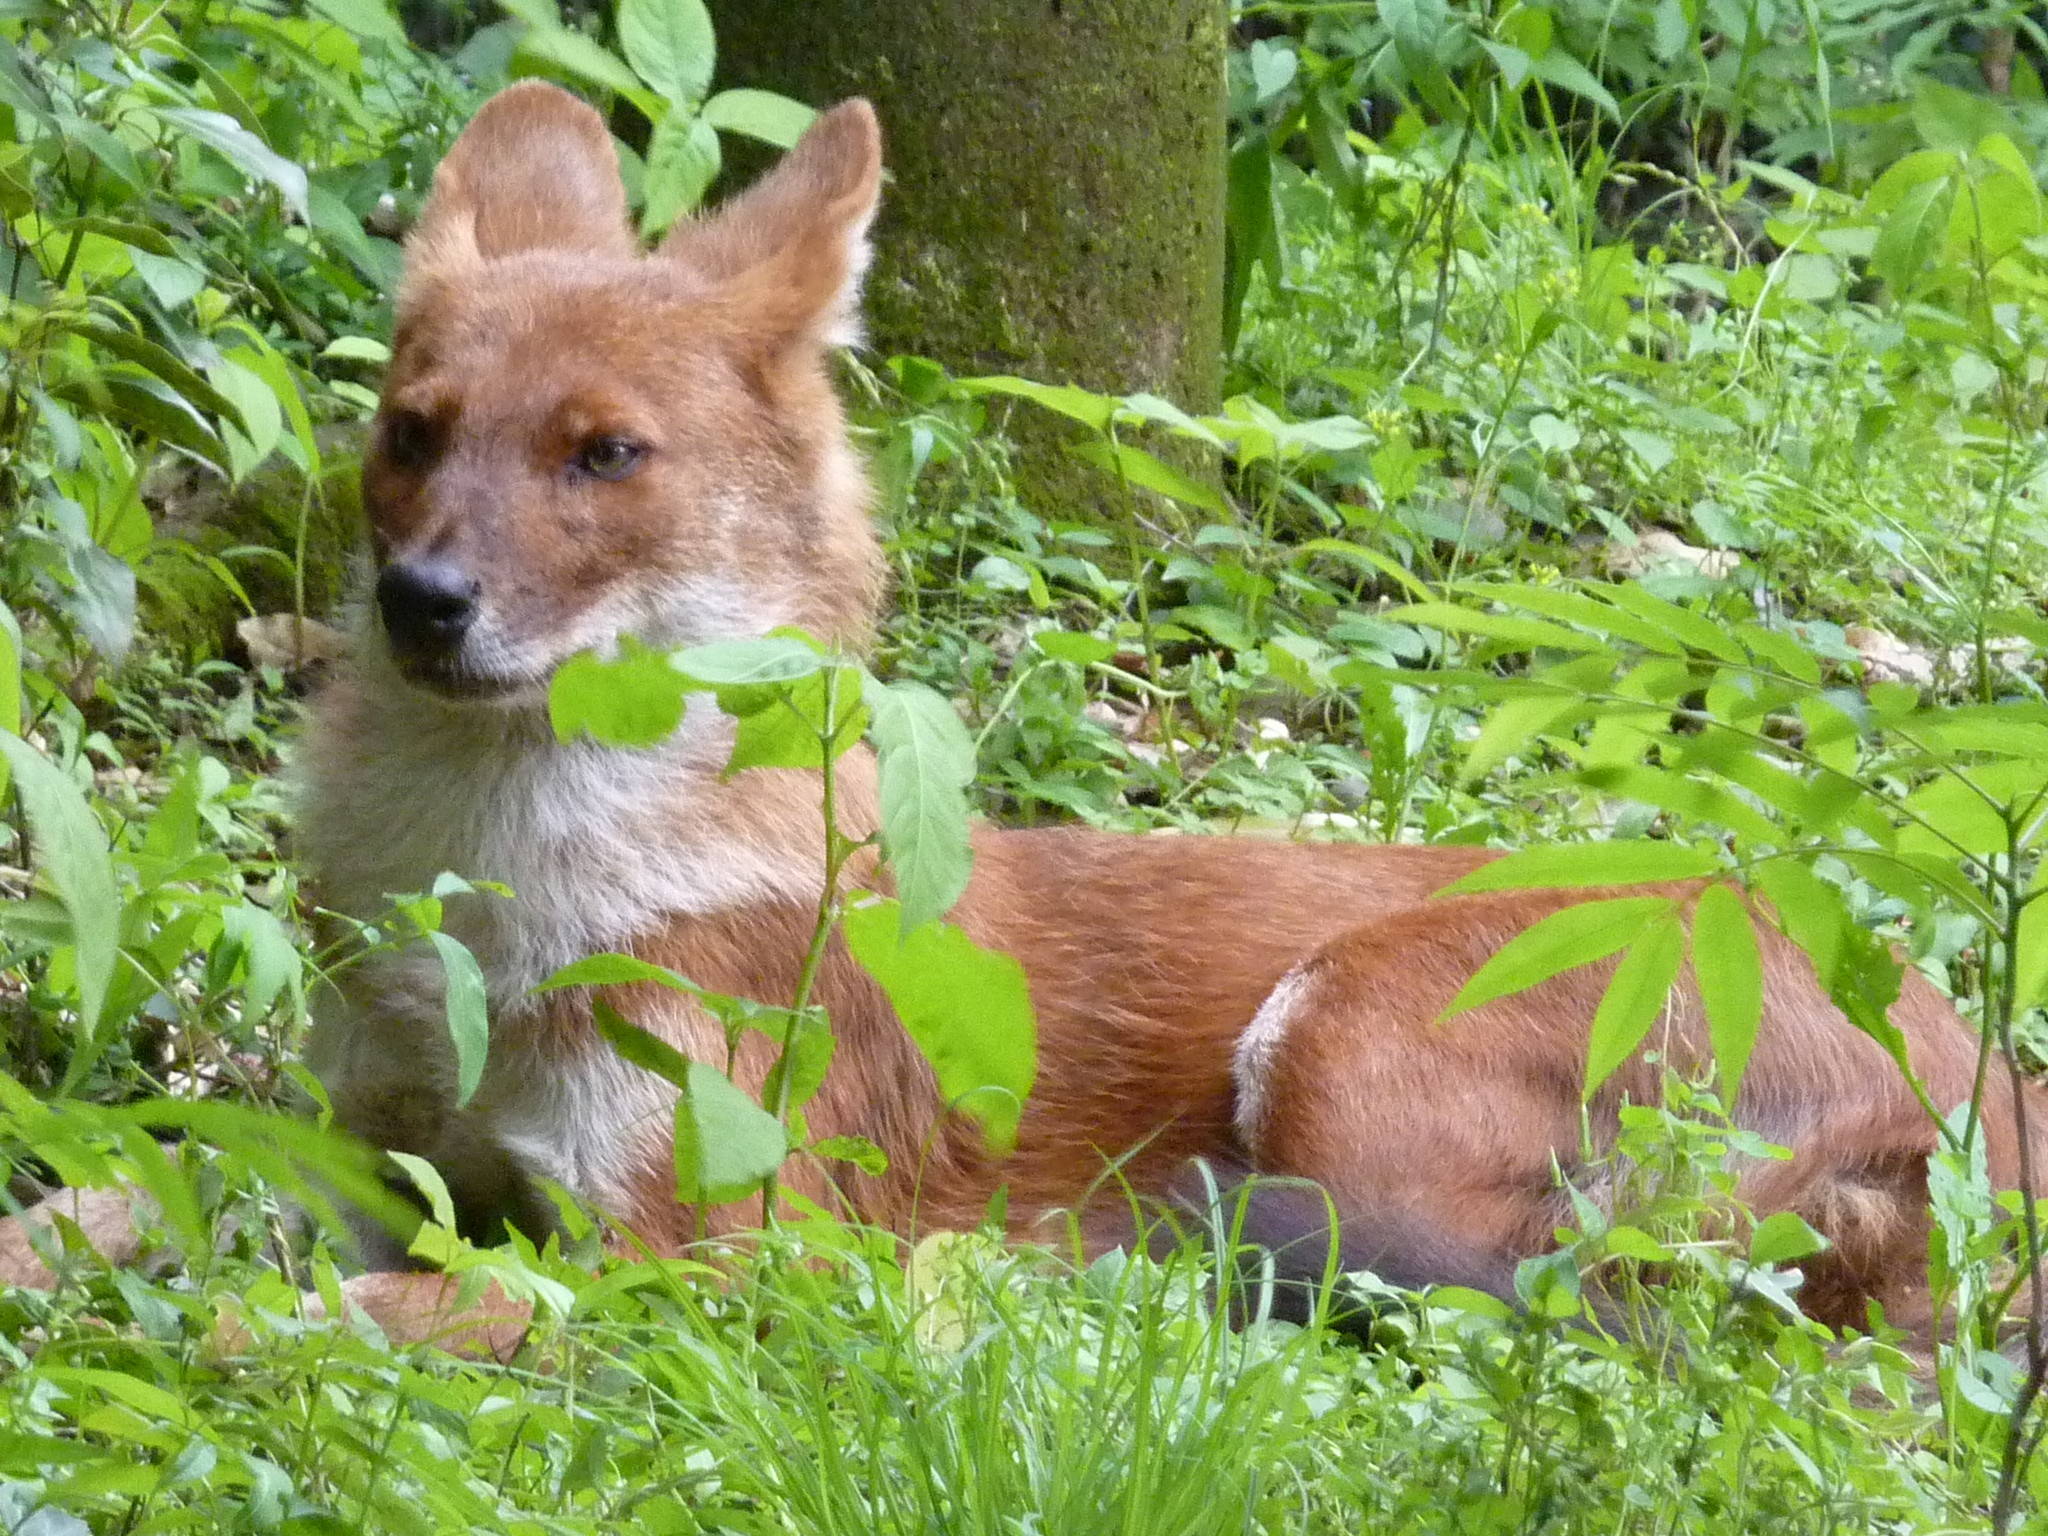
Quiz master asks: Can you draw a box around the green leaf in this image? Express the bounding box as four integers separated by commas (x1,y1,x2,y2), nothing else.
1601,1225,1675,1263
548,639,689,747
617,0,714,106
1585,914,1684,1098
722,666,867,773
0,733,118,1086
863,677,976,932
842,898,1037,1154
1067,438,1225,513
540,951,699,996
1749,1209,1828,1266
1691,883,1762,1103
955,375,1118,432
812,1134,888,1175
702,88,815,148
154,108,308,221
62,319,249,435
305,0,408,47
640,108,719,236
1031,630,1116,666
426,931,490,1109
1442,895,1673,1019
1525,45,1620,121
515,25,659,117
1869,175,1950,296
760,1007,834,1116
385,1150,459,1232
674,1061,787,1204
591,997,694,1088
1391,602,1612,654
0,602,20,746
1441,842,1720,895
671,634,823,688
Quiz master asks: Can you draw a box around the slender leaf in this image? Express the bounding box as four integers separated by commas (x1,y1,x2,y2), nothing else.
426,931,490,1109
1442,895,1674,1019
1585,915,1685,1098
1691,883,1763,1103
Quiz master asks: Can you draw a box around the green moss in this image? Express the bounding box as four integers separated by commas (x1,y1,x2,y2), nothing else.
710,0,1227,514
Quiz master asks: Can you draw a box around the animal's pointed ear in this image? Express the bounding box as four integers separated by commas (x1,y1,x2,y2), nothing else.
661,100,883,349
409,80,635,269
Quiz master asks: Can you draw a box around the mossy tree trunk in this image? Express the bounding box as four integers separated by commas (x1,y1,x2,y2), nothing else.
708,0,1228,512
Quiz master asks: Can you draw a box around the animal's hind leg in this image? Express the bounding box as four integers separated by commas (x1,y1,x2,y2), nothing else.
1232,955,1580,1308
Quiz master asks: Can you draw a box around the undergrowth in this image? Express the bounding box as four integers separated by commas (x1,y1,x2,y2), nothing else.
6,0,2048,1529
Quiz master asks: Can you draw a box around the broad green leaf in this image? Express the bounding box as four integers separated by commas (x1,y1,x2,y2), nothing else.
154,108,308,221
1749,1209,1828,1265
209,356,283,482
1585,914,1684,1097
1441,841,1720,895
722,666,867,772
1870,175,1950,296
617,0,714,106
1691,883,1762,1103
321,335,391,363
703,88,814,147
0,733,118,1084
640,108,719,236
1380,0,1465,120
220,903,300,1025
1442,895,1673,1019
863,677,976,932
674,1061,787,1204
760,1007,834,1116
1574,764,1782,846
1462,582,1684,655
1599,582,1746,662
1602,1225,1676,1263
426,931,490,1108
842,898,1036,1154
548,640,689,747
671,634,823,688
1031,630,1116,666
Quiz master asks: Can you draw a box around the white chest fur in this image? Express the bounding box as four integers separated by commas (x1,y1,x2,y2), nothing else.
295,659,817,1214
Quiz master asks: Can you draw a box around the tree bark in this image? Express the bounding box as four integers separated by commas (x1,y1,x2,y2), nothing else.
708,0,1227,510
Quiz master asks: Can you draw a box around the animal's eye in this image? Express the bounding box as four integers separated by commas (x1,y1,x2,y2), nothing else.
575,435,646,482
381,410,439,472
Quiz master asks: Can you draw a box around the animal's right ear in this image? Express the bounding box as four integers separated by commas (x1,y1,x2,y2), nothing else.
407,80,635,272
660,100,883,352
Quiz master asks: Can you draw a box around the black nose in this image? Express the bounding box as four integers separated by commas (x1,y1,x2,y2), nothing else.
377,557,480,654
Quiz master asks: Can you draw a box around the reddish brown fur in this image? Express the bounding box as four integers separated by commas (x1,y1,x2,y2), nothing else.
5,84,2039,1353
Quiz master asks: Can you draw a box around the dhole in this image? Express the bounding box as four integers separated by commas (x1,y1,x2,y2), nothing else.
4,83,2040,1347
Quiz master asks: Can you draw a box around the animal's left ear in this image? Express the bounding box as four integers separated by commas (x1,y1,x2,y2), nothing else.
661,99,883,350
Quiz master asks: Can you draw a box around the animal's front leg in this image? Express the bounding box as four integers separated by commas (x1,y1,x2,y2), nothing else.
303,980,548,1265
